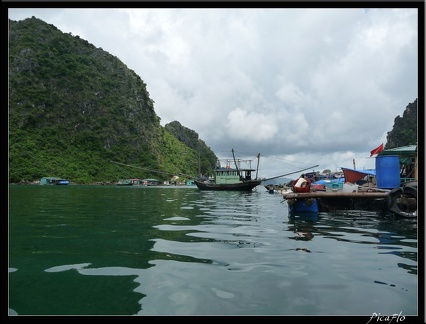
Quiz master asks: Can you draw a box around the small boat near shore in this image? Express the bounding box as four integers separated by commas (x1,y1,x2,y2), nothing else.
40,177,69,185
194,149,261,191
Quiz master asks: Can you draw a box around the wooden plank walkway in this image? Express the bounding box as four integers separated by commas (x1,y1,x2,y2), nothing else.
283,191,390,199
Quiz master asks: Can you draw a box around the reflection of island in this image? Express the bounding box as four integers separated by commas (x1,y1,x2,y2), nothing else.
288,214,318,241
40,260,224,315
9,263,146,315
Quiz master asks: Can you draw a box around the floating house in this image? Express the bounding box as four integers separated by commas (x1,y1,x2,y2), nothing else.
40,177,69,185
117,178,161,186
284,144,418,218
142,178,161,186
377,144,417,183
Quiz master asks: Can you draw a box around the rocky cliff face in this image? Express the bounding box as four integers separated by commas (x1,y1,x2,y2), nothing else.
9,17,161,152
9,17,217,183
385,99,418,149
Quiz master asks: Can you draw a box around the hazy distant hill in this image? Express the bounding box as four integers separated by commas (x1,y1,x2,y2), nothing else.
9,17,217,183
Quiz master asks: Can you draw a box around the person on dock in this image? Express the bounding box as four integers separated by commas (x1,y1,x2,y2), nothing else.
293,174,311,193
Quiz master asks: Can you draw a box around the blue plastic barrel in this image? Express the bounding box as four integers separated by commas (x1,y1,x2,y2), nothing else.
375,155,400,189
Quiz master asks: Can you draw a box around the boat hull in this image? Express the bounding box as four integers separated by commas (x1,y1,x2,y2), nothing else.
194,180,261,191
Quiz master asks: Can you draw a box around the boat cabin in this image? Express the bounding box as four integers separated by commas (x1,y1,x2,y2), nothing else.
214,167,255,185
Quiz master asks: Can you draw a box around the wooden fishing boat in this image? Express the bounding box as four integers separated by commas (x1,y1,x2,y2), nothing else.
194,149,261,191
195,179,261,191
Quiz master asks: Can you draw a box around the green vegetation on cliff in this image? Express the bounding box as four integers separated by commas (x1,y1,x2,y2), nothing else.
9,17,217,183
385,99,418,149
8,17,418,184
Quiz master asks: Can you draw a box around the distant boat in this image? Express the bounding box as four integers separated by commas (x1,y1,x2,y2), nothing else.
194,149,261,191
40,177,69,185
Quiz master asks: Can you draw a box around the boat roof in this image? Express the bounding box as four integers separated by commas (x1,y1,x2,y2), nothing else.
379,144,417,156
215,167,255,171
41,177,66,180
314,178,345,185
378,145,417,165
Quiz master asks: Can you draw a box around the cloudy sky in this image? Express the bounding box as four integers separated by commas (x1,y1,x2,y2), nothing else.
8,7,419,179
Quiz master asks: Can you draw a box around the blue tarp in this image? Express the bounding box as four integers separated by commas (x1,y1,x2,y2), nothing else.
313,178,345,185
313,168,376,185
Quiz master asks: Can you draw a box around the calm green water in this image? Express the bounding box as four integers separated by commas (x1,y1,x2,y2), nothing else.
8,185,418,316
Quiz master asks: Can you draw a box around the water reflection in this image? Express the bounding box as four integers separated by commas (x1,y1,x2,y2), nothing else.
9,186,417,315
288,213,318,241
286,210,417,275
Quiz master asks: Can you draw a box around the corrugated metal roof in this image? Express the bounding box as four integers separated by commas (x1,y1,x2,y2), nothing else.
379,145,417,156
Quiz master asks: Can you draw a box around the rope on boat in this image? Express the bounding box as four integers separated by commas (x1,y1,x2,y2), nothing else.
262,164,319,181
110,161,195,178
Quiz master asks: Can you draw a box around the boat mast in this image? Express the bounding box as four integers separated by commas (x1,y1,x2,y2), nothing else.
255,153,260,179
198,141,201,178
231,149,241,178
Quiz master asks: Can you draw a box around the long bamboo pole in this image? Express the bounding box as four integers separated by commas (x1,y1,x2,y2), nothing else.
262,164,319,181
